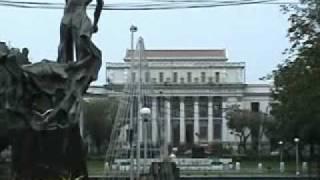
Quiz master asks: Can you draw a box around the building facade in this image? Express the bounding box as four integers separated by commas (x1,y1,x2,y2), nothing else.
105,49,272,147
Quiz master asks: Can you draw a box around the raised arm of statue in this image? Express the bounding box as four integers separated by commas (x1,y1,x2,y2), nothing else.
92,0,104,33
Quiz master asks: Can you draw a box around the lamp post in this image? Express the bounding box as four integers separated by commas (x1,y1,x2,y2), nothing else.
278,141,283,162
294,137,300,176
129,25,137,180
140,107,151,174
278,141,284,173
158,93,169,161
130,25,138,50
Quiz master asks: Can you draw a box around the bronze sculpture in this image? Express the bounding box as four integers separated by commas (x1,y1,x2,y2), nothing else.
0,0,104,178
57,0,103,63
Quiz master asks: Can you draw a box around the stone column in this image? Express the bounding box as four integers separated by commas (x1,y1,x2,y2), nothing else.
194,97,199,144
152,97,158,144
222,99,228,142
179,97,185,144
208,97,213,144
165,98,171,144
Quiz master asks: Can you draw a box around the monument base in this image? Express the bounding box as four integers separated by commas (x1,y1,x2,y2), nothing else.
147,161,179,180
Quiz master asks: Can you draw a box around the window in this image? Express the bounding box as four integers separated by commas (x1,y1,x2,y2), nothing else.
172,121,180,146
145,71,150,83
213,97,222,118
159,72,164,83
171,97,180,118
251,102,260,112
185,97,194,118
199,120,208,141
131,72,136,82
213,122,222,140
199,97,208,118
215,72,220,83
186,123,194,144
173,72,178,83
187,72,192,83
201,72,206,83
157,97,165,119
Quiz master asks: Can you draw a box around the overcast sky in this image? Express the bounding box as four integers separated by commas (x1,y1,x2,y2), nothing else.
0,0,296,85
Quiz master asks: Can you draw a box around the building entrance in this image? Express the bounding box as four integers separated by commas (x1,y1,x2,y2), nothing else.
186,123,194,145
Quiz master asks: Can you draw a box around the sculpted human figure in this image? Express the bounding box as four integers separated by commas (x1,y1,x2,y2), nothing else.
0,0,104,179
0,34,103,179
57,0,104,63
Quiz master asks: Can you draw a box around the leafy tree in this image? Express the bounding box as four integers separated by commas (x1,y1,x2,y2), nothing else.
271,1,320,156
226,106,268,154
0,113,9,153
262,113,280,151
227,108,251,153
82,97,118,154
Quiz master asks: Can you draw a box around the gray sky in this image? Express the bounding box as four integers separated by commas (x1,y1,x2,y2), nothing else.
0,0,295,85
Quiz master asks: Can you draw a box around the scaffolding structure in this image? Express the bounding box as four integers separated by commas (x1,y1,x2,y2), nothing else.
105,37,162,179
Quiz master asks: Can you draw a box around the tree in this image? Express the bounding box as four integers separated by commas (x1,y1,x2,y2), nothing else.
271,1,320,156
262,114,280,151
226,105,267,154
227,108,251,153
82,97,118,154
0,112,9,153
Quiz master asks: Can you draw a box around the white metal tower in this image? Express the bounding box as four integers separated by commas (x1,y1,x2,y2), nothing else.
105,37,162,179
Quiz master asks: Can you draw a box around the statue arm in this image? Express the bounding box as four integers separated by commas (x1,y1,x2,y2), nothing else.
92,0,104,33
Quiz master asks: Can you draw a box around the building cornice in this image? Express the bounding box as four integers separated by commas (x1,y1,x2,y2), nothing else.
124,57,228,61
106,62,245,69
124,49,228,61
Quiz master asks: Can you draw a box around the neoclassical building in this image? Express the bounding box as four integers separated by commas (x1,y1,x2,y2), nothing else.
105,48,272,147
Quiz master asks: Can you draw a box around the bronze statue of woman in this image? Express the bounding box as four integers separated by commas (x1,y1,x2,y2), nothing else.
57,0,104,63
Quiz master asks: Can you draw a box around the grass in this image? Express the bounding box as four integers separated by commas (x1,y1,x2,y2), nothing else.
240,160,295,173
87,159,105,176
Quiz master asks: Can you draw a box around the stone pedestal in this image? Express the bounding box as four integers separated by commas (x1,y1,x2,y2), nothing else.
148,161,179,180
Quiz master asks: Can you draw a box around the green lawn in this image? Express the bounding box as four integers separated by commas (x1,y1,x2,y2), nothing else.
87,159,105,176
239,160,295,173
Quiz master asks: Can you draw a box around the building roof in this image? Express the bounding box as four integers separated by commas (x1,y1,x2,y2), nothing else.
124,49,227,61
